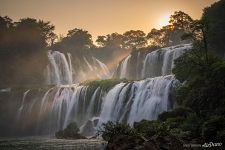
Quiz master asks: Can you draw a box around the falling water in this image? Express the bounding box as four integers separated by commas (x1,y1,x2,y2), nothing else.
14,44,191,137
16,75,179,136
17,89,30,120
47,51,73,85
120,55,131,78
114,43,192,79
142,43,192,78
47,51,110,84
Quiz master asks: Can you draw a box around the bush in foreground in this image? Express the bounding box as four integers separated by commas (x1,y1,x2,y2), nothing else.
55,122,86,139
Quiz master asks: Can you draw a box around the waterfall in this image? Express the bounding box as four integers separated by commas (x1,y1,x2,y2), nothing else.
16,75,179,136
120,55,131,78
46,51,110,84
47,51,73,85
114,43,192,79
142,43,192,78
17,89,30,120
13,44,191,137
92,57,110,79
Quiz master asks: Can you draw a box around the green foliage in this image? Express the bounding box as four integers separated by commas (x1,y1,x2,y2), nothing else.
172,44,225,113
180,113,203,139
169,11,193,31
202,0,225,57
55,122,86,139
202,116,225,142
0,16,54,86
158,110,202,140
170,2,225,143
158,107,193,121
123,30,147,49
133,120,161,138
51,28,94,54
98,121,136,141
96,33,125,49
82,78,130,90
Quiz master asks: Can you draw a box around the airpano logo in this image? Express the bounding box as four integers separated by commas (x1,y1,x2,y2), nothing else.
202,142,222,148
183,142,223,148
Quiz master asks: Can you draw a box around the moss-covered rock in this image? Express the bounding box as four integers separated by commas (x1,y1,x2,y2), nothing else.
55,122,86,139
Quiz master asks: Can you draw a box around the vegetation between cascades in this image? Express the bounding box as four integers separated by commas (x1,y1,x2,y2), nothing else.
82,78,131,90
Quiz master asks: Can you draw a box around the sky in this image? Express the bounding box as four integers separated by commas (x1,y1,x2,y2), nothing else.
0,0,218,41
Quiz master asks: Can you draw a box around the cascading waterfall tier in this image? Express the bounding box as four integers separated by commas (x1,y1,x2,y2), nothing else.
13,44,192,137
16,75,179,136
114,43,192,80
46,51,73,85
46,51,110,85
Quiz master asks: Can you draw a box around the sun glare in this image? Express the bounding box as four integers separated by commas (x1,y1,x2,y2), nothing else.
158,14,171,29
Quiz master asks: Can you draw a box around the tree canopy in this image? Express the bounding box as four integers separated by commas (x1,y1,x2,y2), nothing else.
123,30,147,49
202,0,225,57
0,16,55,86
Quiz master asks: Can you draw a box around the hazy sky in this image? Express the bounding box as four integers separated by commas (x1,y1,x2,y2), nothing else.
0,0,217,40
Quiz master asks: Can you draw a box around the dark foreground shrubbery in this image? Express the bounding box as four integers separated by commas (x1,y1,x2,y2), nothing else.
100,111,225,149
99,120,183,150
55,122,86,139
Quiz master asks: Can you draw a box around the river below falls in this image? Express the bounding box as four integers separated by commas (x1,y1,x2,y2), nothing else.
0,136,107,150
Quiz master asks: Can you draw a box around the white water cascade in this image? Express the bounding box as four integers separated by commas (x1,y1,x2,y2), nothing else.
16,75,179,136
114,43,192,79
46,51,110,85
14,44,191,137
119,55,131,78
46,51,73,85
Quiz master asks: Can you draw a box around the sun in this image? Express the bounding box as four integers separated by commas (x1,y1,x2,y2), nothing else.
158,14,171,29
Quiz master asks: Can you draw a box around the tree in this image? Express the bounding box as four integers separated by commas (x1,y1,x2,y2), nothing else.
96,35,107,47
98,121,136,141
96,32,125,48
147,11,193,48
38,20,56,46
147,28,163,46
123,30,147,49
0,16,14,49
169,11,193,31
202,0,225,57
172,43,225,114
13,18,56,49
0,16,13,30
66,28,93,48
53,28,94,52
0,16,55,86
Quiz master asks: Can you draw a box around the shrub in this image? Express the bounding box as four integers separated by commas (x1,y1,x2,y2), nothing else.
133,120,160,138
158,107,192,121
98,121,136,141
202,116,225,141
55,122,86,139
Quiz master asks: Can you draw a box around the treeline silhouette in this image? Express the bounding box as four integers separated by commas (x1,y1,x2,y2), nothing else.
0,4,224,87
